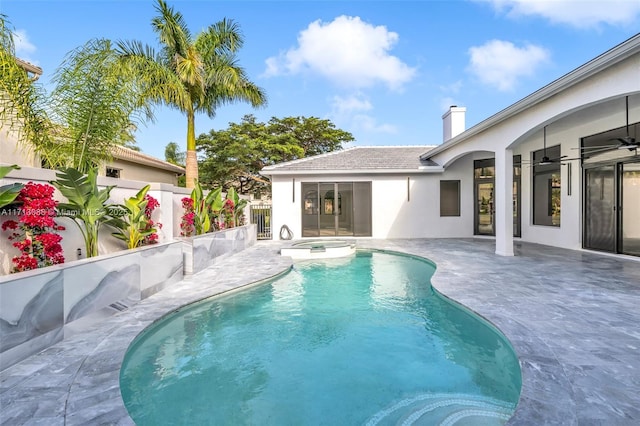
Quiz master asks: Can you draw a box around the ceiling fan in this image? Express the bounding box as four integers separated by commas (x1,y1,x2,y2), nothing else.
526,126,580,166
579,96,638,155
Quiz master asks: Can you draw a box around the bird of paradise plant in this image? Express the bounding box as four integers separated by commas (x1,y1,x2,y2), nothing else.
51,167,116,258
107,185,158,249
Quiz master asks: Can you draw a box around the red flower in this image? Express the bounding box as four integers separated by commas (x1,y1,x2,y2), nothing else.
2,182,65,273
181,197,194,209
2,220,19,231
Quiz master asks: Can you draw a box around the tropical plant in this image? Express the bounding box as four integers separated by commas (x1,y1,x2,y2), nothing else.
51,168,116,258
223,186,247,228
142,194,161,244
0,164,23,209
192,182,223,235
0,15,52,163
179,196,195,237
179,182,223,236
49,39,151,172
107,185,158,249
116,0,267,188
164,141,185,166
1,182,65,273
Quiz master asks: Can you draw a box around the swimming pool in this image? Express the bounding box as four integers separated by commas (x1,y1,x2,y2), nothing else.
120,250,521,425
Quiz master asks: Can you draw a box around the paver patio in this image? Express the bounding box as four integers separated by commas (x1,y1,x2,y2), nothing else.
1,239,639,425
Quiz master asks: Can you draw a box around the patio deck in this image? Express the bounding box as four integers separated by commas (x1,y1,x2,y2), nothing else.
1,239,639,425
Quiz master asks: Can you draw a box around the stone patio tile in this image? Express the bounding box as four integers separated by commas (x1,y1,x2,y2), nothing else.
1,240,639,425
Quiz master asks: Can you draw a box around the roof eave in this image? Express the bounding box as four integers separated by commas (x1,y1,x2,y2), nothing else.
421,33,640,160
261,167,444,176
111,148,186,174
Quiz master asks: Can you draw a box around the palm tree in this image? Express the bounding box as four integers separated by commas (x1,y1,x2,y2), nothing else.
117,0,267,188
0,14,52,162
49,39,151,173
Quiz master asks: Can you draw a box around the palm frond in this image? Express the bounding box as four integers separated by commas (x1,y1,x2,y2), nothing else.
49,38,153,172
116,39,192,113
196,18,244,63
200,59,267,116
152,0,192,60
0,21,53,161
0,14,15,52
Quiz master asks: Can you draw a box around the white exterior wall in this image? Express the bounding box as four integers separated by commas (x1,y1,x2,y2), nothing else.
506,95,640,250
0,128,39,167
270,160,475,240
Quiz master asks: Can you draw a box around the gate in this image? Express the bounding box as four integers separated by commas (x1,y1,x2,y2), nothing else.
250,204,272,240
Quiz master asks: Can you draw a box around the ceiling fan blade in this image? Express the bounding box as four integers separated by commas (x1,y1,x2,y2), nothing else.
612,137,636,144
582,146,622,155
572,145,619,150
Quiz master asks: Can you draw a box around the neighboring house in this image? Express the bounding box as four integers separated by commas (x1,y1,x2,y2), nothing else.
1,58,185,185
262,33,640,259
105,145,185,185
0,59,43,168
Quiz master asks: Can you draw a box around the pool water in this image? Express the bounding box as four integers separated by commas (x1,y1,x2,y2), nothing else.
120,251,521,425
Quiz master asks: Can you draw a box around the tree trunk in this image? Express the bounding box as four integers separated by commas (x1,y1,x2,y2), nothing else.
185,110,198,188
185,150,198,189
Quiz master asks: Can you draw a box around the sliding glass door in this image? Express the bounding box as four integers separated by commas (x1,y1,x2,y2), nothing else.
621,163,640,256
583,161,640,256
584,166,616,252
301,182,372,237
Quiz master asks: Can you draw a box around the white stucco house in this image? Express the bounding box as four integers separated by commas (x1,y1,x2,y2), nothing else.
262,33,640,258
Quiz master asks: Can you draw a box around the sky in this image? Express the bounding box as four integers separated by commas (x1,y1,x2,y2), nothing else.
2,0,640,161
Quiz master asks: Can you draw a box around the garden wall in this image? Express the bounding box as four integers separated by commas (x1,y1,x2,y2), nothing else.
0,241,183,371
0,164,258,370
0,165,191,275
182,224,257,275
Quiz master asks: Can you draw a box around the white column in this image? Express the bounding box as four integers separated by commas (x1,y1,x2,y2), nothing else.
494,148,514,256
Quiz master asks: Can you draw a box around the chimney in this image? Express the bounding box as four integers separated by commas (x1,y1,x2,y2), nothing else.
442,106,466,142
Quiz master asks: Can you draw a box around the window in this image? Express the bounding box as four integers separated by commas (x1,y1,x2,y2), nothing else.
106,167,121,178
440,180,460,216
532,145,561,226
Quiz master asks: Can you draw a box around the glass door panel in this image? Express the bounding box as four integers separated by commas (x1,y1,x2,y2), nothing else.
475,182,494,235
301,183,319,237
337,183,354,236
621,163,640,256
513,180,521,238
319,183,337,236
584,166,616,252
353,182,372,236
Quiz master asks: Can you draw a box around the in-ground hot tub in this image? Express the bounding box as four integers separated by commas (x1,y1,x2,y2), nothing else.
280,240,356,259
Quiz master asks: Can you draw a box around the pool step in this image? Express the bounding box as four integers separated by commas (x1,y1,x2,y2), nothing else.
366,393,516,426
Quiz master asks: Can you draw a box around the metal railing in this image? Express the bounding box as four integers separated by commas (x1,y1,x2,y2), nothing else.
250,204,272,240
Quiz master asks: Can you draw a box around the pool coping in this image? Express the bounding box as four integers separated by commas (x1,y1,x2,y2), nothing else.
2,238,640,425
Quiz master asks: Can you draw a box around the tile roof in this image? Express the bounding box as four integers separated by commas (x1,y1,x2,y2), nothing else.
262,146,438,173
15,58,43,78
111,146,185,174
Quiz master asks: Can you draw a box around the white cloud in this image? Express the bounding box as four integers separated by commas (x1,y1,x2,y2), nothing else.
352,114,397,134
13,29,36,55
327,93,396,136
330,94,372,115
264,15,416,90
479,0,640,28
439,80,463,95
467,39,550,91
